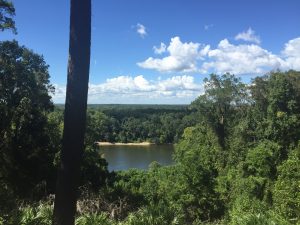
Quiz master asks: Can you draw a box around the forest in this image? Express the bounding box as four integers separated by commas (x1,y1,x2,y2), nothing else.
1,0,300,225
54,104,195,144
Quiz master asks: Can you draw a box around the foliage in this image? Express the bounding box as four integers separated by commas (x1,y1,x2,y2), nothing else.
243,141,281,179
191,73,248,148
8,203,54,225
80,145,110,190
251,71,300,150
0,180,17,221
174,125,224,222
75,212,113,225
273,146,300,223
121,203,181,225
0,0,16,33
0,41,58,198
229,195,290,225
84,106,193,144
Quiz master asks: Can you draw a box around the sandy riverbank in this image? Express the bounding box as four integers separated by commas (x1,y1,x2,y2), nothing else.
97,141,153,146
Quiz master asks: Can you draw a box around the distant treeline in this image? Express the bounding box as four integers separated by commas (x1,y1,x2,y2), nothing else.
56,104,188,110
53,104,198,144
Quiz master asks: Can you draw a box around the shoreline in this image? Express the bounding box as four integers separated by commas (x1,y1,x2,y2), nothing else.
97,141,154,146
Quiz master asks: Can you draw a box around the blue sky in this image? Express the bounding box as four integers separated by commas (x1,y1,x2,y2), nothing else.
1,0,300,104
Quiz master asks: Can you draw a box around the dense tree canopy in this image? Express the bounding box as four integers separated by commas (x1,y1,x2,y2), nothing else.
83,106,191,144
191,73,248,148
0,41,58,198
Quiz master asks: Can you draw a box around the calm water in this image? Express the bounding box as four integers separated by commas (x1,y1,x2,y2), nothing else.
99,144,174,171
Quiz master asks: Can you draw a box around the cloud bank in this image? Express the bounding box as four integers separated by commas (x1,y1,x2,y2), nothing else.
52,75,203,104
138,34,300,75
53,31,300,104
201,39,282,74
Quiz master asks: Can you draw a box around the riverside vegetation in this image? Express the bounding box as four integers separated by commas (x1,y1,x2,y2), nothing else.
1,40,300,224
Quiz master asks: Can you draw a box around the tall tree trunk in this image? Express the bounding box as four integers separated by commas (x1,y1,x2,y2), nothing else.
52,0,91,224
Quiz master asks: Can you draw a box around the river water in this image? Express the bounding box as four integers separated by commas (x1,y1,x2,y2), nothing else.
99,144,174,171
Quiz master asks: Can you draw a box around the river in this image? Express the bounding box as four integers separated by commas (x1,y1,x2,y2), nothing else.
99,144,175,171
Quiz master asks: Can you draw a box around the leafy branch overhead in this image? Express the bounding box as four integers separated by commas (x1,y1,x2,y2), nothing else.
0,0,17,33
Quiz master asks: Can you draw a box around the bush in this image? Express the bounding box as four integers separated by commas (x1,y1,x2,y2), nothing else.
16,203,53,225
229,195,290,225
273,147,300,223
75,212,113,225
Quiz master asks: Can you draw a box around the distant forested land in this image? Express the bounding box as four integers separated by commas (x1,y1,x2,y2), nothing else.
53,104,196,144
56,103,188,110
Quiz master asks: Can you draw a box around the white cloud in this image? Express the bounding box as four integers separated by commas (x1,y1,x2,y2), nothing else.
281,37,300,70
51,84,66,102
204,24,214,30
136,23,147,38
153,42,166,54
138,35,300,76
202,39,283,74
51,37,300,104
138,37,208,73
235,28,261,44
158,75,200,91
52,75,203,104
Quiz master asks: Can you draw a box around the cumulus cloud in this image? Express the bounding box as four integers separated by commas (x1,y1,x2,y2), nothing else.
138,36,209,73
136,23,147,38
53,37,300,103
202,39,283,74
155,76,202,99
89,75,155,94
235,28,261,44
138,34,300,75
281,37,300,70
52,75,203,104
153,42,166,54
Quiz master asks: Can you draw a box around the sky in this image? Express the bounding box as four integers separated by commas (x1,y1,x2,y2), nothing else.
1,0,300,104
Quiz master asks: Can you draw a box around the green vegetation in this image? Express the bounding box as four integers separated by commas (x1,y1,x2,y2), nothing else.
1,41,300,224
52,103,193,145
0,0,16,33
85,104,194,144
0,41,59,199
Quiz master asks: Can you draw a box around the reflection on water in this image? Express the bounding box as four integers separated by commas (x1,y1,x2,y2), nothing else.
99,144,174,171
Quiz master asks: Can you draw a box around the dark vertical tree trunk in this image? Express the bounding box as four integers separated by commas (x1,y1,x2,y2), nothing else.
52,0,91,224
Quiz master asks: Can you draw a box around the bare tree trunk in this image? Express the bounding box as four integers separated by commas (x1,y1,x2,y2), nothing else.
52,0,91,224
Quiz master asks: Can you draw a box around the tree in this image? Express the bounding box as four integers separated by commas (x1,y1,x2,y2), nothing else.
52,0,91,224
191,73,248,149
0,41,57,197
273,147,300,222
174,125,224,221
85,110,111,145
251,71,300,150
0,0,16,33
